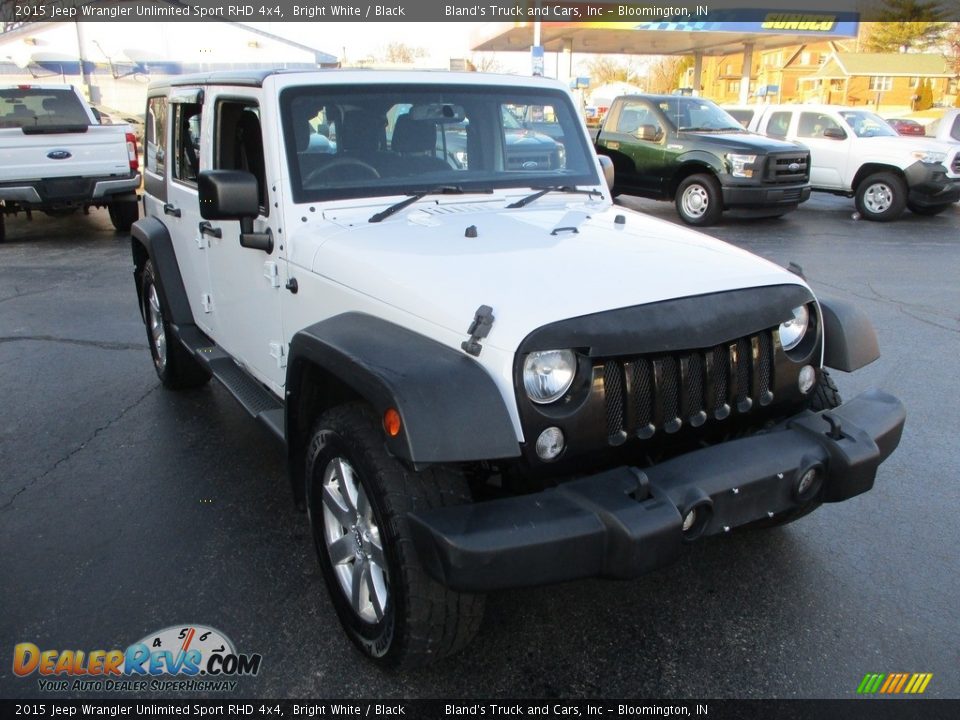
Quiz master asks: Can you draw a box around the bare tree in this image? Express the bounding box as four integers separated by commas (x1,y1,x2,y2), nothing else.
470,54,504,73
647,56,694,94
584,55,644,86
382,43,426,64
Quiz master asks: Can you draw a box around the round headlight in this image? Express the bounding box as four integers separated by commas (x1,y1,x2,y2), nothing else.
778,305,809,352
523,350,577,404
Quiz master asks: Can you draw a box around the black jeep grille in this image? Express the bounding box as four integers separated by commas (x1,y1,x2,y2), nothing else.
765,153,809,184
602,330,775,444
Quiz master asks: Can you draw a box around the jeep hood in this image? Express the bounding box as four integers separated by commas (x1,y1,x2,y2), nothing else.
297,199,806,352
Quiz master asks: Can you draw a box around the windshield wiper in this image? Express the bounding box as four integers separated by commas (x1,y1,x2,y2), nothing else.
679,126,740,133
368,186,491,223
506,186,603,209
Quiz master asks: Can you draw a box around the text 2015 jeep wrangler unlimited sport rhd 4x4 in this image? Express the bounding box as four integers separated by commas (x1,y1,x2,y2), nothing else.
131,70,905,668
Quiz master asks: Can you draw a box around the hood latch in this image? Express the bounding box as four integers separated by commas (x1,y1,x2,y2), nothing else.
461,305,495,357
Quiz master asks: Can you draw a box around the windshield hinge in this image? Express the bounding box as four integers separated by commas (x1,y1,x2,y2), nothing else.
269,342,287,369
461,305,495,357
263,261,281,288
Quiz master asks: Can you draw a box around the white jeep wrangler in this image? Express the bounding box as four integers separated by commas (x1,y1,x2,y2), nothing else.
132,70,905,667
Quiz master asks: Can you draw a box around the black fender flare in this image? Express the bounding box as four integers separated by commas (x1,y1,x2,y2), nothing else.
818,297,880,372
285,312,520,488
130,217,194,327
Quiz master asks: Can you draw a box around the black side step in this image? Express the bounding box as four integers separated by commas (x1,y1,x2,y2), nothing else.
176,324,285,443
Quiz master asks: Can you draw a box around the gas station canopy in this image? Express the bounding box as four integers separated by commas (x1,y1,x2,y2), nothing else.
471,16,859,104
471,18,859,57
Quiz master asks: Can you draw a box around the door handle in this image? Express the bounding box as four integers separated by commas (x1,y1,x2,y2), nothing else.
198,221,222,239
163,203,181,218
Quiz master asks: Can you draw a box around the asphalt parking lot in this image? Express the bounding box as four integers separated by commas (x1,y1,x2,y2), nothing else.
1,194,958,700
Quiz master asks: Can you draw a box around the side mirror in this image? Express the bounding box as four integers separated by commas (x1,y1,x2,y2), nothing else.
597,154,615,192
198,170,273,253
636,124,660,142
823,127,847,140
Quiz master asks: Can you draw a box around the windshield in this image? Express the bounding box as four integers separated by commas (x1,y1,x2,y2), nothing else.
839,111,898,138
657,97,743,132
0,88,90,128
280,84,598,203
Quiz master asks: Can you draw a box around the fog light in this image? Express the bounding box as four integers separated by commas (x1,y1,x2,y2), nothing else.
797,467,818,496
798,365,816,394
535,427,564,461
682,508,697,532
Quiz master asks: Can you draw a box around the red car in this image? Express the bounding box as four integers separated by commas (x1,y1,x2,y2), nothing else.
886,118,926,136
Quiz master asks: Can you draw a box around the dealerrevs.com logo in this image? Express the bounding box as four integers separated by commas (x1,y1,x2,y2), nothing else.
13,625,262,692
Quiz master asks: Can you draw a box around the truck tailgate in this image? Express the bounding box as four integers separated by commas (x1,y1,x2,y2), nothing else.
0,125,130,182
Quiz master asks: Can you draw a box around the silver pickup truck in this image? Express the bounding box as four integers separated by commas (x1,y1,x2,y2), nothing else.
0,84,140,242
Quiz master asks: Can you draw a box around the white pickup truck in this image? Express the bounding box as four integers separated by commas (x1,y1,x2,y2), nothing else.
749,104,959,220
0,84,140,242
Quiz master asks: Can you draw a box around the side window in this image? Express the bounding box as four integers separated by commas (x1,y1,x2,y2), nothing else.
616,103,656,134
797,112,841,139
616,103,662,141
766,111,792,139
216,99,267,213
172,102,202,185
145,96,167,176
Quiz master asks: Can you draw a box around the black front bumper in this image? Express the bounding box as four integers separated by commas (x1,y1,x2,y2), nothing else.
904,160,960,206
409,390,905,592
721,182,811,208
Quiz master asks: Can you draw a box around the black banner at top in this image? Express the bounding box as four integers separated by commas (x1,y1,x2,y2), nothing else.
2,0,950,24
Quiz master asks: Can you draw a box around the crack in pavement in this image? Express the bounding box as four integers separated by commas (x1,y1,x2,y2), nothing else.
0,335,144,351
0,287,51,305
812,279,960,333
0,383,159,512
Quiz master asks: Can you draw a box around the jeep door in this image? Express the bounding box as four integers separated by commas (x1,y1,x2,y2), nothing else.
162,89,216,337
599,99,665,194
202,92,286,392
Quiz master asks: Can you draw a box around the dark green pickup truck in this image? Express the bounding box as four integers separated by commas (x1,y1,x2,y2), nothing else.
593,94,811,226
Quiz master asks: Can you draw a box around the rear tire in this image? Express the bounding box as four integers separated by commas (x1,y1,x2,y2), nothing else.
907,202,952,217
109,200,139,232
306,403,485,668
855,172,906,222
675,173,723,226
140,260,210,390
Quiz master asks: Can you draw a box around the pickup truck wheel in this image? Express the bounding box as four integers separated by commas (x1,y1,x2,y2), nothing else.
140,260,210,390
109,200,139,232
855,172,906,221
306,403,485,668
0,214,5,243
907,201,952,217
675,174,723,226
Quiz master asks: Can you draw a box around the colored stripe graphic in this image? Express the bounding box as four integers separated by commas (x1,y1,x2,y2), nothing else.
857,673,932,694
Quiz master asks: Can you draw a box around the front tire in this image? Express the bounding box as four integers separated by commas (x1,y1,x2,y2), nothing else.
855,172,906,222
306,403,485,668
675,173,723,226
109,200,139,232
140,260,210,390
